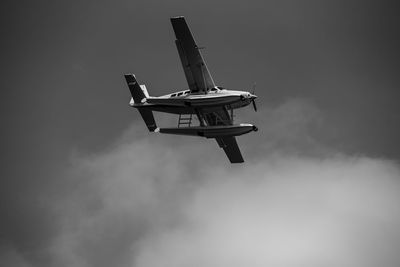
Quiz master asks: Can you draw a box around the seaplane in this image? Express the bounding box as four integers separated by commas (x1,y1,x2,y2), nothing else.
124,16,258,163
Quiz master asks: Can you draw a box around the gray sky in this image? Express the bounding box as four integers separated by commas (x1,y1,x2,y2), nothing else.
1,1,400,267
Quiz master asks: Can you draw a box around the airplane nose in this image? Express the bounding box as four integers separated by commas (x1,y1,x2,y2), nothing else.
241,93,257,100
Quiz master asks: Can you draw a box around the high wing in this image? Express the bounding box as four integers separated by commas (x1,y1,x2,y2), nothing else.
171,16,216,94
202,107,244,163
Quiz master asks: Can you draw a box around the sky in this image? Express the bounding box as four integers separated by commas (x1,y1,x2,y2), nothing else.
1,0,400,267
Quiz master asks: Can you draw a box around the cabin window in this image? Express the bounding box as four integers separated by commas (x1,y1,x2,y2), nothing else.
171,93,177,97
184,90,190,94
177,92,183,96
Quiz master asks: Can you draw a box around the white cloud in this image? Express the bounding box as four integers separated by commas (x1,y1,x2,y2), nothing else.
133,156,400,267
45,100,400,267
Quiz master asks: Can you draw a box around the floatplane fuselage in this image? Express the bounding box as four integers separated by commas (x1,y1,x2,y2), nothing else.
130,87,257,114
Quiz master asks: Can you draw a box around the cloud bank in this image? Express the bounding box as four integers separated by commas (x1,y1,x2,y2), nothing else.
4,99,400,267
134,156,400,267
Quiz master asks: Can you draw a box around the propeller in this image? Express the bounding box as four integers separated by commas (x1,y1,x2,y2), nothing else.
252,99,258,112
251,82,257,112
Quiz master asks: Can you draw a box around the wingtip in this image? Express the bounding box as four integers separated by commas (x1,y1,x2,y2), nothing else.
170,16,185,21
124,73,137,84
230,159,245,164
124,73,135,78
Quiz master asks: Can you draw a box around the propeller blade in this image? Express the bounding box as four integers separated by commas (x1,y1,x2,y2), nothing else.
252,99,257,112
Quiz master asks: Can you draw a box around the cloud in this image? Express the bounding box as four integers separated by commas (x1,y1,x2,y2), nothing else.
42,99,400,267
0,246,31,267
134,156,400,267
242,98,329,157
3,99,400,267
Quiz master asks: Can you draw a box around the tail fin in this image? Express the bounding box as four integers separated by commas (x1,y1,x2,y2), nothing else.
124,74,147,103
124,74,157,132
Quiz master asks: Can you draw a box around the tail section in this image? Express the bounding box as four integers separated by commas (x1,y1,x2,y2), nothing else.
124,74,157,132
137,109,157,132
124,74,148,103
